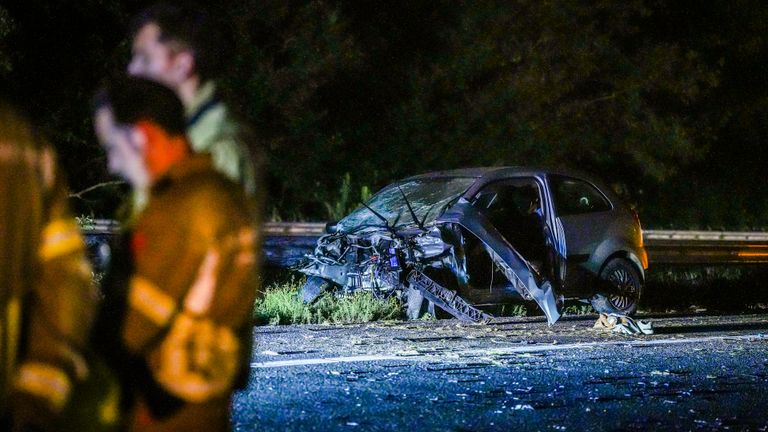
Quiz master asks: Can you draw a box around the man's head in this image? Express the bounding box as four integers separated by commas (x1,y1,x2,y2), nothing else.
127,3,227,92
93,77,189,187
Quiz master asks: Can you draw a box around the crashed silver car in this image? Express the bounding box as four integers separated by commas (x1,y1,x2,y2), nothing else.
298,167,648,324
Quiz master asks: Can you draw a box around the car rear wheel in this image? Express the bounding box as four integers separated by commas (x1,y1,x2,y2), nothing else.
300,276,331,304
590,258,642,316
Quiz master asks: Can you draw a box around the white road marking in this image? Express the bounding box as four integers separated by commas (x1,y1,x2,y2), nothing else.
251,333,767,369
457,333,766,357
252,354,414,368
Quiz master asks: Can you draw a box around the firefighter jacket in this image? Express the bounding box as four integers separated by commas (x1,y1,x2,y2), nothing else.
125,81,260,225
122,154,258,407
0,102,100,424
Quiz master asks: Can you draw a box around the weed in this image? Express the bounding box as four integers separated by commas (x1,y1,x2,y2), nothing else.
253,277,312,325
313,292,402,324
564,304,594,316
323,172,373,221
91,271,104,289
254,276,404,325
76,215,95,230
506,304,527,317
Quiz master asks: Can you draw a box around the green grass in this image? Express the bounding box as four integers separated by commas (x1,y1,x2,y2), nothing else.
254,276,404,325
563,304,594,316
501,303,528,317
254,265,768,325
253,278,313,325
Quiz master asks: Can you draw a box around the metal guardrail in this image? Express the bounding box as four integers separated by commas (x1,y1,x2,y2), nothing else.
81,220,768,267
643,230,768,265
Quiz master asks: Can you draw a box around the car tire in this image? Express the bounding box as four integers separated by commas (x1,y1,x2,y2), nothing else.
300,276,331,304
590,258,642,316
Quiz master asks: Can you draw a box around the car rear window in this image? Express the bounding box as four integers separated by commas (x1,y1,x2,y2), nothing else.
549,175,612,216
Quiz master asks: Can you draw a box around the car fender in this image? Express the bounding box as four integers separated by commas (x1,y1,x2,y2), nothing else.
588,237,647,281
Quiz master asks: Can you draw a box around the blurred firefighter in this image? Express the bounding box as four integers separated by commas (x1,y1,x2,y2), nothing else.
0,98,114,431
92,76,257,432
125,2,260,222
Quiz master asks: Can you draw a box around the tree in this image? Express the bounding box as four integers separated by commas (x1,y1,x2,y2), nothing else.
379,1,718,190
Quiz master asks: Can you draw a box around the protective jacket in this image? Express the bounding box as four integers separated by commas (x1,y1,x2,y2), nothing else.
121,154,258,431
186,81,257,196
125,81,259,223
0,102,101,429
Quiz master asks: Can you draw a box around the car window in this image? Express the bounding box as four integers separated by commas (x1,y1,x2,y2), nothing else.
549,175,612,216
472,179,542,219
471,178,547,260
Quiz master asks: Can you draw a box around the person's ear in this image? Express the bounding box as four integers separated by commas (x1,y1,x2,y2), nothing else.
128,125,148,154
171,50,195,80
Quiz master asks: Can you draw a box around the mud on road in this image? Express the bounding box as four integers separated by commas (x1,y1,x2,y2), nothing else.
235,313,768,431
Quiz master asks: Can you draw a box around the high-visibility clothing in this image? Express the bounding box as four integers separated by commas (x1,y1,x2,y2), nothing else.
122,154,259,431
0,101,99,429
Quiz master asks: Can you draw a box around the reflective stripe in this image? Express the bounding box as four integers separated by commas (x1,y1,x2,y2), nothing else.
154,313,239,402
1,297,21,397
39,147,55,190
238,228,255,248
554,217,567,258
236,250,255,266
184,248,220,315
16,362,71,411
39,219,84,261
235,228,256,266
129,276,176,326
99,379,121,425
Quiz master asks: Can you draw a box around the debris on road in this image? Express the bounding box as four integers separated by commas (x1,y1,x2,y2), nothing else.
593,313,654,335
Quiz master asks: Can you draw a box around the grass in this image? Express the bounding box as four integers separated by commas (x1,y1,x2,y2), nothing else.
254,276,404,325
253,265,768,326
563,304,594,316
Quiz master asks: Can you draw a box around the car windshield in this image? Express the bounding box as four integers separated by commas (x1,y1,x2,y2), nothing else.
337,177,476,232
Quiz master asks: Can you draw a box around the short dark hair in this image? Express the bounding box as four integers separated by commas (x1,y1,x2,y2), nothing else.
130,2,229,81
94,76,187,136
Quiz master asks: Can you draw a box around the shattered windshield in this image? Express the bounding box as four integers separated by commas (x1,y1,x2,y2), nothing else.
338,177,476,232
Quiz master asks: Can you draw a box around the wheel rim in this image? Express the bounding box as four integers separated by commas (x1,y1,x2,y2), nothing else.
607,267,638,311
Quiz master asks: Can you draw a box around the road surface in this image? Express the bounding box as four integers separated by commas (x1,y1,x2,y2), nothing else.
234,313,768,431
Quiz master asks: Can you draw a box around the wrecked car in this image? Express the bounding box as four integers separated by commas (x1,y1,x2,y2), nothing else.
297,167,648,324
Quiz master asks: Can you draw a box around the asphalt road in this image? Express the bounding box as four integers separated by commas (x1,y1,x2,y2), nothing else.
233,313,768,431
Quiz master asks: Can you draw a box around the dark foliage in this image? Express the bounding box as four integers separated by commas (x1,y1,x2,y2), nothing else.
1,0,766,227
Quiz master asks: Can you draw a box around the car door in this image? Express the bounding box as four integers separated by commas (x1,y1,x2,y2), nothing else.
546,174,614,284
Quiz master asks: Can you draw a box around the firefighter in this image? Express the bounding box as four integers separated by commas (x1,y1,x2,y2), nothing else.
125,2,262,223
92,76,257,432
0,98,110,431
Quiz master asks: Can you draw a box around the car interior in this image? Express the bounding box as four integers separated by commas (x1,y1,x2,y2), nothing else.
465,179,549,292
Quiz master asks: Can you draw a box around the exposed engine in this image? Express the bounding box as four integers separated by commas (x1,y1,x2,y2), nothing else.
300,227,450,296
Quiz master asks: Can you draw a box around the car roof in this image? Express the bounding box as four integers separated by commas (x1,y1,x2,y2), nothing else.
402,166,621,204
403,166,601,182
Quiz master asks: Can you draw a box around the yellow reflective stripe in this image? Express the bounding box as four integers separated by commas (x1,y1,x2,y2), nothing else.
238,228,255,248
16,362,71,411
1,297,21,394
39,219,84,261
184,248,220,315
129,276,177,326
155,314,239,402
99,380,121,425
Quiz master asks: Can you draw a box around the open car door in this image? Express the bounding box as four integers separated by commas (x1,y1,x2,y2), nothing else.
437,198,562,324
